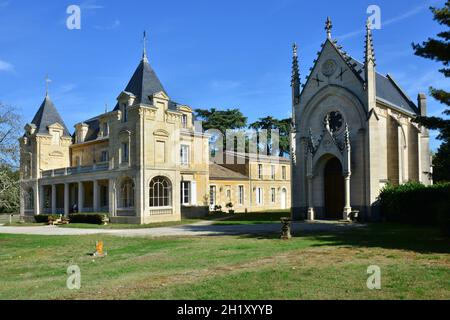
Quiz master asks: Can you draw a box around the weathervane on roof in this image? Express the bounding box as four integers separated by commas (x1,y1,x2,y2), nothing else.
142,30,148,62
325,17,332,39
45,74,51,96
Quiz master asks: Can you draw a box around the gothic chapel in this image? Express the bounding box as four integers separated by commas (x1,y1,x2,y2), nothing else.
291,18,432,221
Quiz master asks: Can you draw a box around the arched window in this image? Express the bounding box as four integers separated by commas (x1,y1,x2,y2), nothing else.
120,178,135,208
25,188,34,210
149,176,172,207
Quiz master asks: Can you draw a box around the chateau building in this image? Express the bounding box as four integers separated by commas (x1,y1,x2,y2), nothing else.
19,41,291,224
209,152,290,213
291,18,432,222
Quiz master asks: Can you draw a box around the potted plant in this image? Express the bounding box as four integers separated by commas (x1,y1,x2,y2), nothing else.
226,202,235,214
214,205,223,214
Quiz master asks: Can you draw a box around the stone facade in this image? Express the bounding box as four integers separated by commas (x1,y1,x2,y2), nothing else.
209,153,291,213
19,44,291,224
291,19,432,222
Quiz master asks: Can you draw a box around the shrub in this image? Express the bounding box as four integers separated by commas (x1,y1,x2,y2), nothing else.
34,214,61,223
68,214,108,225
378,182,450,226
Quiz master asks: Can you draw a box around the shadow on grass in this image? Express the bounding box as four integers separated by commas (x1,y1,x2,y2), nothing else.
237,223,450,254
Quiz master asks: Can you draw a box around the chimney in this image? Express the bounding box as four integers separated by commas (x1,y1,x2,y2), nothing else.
418,93,427,116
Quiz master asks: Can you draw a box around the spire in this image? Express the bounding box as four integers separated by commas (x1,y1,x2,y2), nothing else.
365,19,376,66
30,93,71,137
114,36,167,110
364,18,377,110
45,74,51,96
344,123,351,149
291,43,301,111
291,43,300,85
142,31,148,62
325,17,333,39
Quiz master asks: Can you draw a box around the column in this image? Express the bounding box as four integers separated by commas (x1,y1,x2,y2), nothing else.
51,185,57,214
35,182,41,216
64,183,70,217
109,179,115,217
78,181,84,213
93,180,99,212
343,175,352,221
38,185,44,215
307,176,315,221
52,184,56,214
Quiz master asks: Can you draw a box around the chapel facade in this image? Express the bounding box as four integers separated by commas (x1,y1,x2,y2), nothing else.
291,18,432,221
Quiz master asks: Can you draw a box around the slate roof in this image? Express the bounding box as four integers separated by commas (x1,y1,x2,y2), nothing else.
350,59,418,114
30,94,71,136
209,163,249,180
81,118,101,143
114,57,167,110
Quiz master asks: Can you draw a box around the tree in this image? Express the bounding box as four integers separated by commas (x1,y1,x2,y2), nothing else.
249,116,292,156
0,102,22,214
412,1,450,181
0,165,20,214
194,108,248,155
194,108,247,133
0,102,22,167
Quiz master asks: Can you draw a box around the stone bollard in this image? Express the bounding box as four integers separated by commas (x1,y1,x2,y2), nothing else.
280,218,292,240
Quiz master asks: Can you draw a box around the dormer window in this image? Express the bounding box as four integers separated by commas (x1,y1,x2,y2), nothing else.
48,123,64,146
181,114,188,129
102,122,109,137
122,104,128,123
51,130,61,145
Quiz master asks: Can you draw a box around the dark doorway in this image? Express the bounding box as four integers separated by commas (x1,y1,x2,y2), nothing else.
324,157,344,219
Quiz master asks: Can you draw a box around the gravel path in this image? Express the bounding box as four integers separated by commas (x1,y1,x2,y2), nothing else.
0,220,362,238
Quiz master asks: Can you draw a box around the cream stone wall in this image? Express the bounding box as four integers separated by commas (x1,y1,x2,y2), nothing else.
210,160,291,213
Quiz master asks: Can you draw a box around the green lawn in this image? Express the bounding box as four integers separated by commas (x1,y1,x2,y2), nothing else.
211,211,290,225
0,223,448,300
3,211,290,229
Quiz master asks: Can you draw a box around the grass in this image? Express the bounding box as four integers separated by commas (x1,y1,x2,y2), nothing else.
1,211,290,229
211,211,290,225
0,223,448,300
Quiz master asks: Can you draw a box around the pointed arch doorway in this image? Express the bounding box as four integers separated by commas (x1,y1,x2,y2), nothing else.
324,157,344,220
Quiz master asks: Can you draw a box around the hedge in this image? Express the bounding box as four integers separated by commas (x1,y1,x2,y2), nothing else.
378,182,450,227
68,214,108,225
34,214,61,223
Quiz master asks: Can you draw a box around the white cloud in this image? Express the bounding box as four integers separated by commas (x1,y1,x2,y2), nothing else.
0,59,14,72
337,1,438,40
94,19,121,30
80,1,104,11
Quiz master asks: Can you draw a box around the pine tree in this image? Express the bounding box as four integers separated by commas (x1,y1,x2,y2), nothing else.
412,1,450,182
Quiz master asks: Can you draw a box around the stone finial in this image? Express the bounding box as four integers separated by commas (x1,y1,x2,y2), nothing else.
291,42,301,113
291,43,300,85
325,17,333,39
142,31,148,62
45,74,51,96
308,128,315,153
365,19,376,66
344,123,351,149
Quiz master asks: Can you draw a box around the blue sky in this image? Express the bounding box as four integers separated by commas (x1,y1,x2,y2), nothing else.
0,0,448,150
